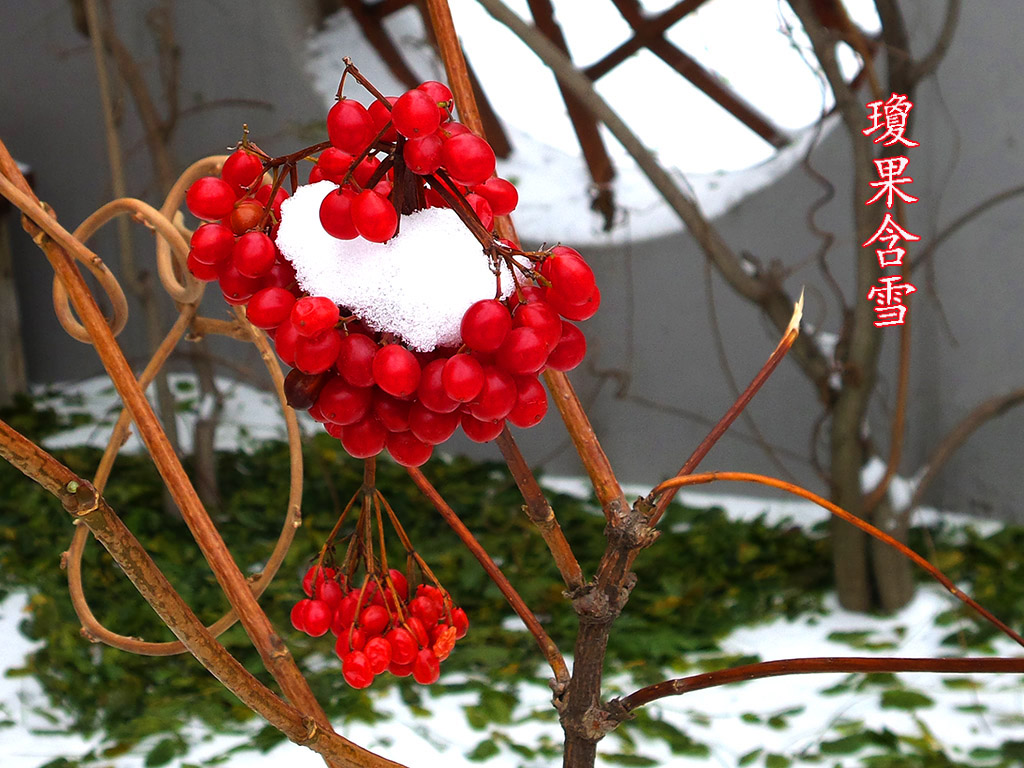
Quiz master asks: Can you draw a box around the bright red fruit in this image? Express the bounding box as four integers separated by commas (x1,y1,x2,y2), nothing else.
408,402,459,445
441,355,484,402
409,595,442,627
290,599,311,632
189,223,235,265
359,604,390,636
255,184,289,219
246,287,296,330
417,80,453,107
303,564,338,597
549,284,601,322
186,176,237,220
294,329,343,374
342,650,374,689
351,190,398,242
232,231,276,278
546,321,587,371
290,296,340,337
319,188,358,240
372,345,421,397
187,250,219,281
386,627,418,665
403,134,443,175
513,300,562,350
461,299,511,353
508,375,548,428
412,648,441,684
327,99,375,153
373,392,412,432
387,569,409,601
417,359,460,413
274,322,301,367
221,149,264,193
386,430,433,467
340,415,386,458
441,133,495,186
304,599,333,637
368,96,399,142
467,366,517,421
452,607,469,639
460,413,505,443
316,375,372,425
352,156,382,188
216,260,263,303
473,177,518,216
541,246,596,305
391,88,442,138
317,148,354,183
496,327,549,375
465,193,493,230
336,333,378,387
364,636,393,674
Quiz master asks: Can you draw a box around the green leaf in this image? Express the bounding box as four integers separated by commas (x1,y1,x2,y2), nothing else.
144,736,185,767
880,689,935,710
601,755,659,766
765,754,792,768
467,738,500,761
738,748,763,766
820,733,873,755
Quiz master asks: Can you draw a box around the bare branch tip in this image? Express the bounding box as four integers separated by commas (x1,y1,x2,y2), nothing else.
788,288,805,336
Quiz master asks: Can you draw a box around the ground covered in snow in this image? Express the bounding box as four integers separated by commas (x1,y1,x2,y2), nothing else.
3,377,1024,768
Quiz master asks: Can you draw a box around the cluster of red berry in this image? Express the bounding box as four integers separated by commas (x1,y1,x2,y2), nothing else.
183,67,600,466
291,565,467,688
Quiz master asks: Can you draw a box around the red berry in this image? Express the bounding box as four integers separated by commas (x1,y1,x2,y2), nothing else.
461,299,511,353
336,333,378,387
408,402,459,445
319,188,358,240
342,650,374,689
548,284,601,322
373,391,412,432
187,250,220,281
304,599,333,637
412,648,441,684
316,375,373,425
513,299,562,350
274,322,301,367
352,156,382,188
541,246,596,305
327,99,375,154
372,345,421,397
496,327,549,375
247,287,296,330
417,80,453,108
442,355,484,402
221,149,264,194
334,594,360,631
417,358,460,413
387,568,409,601
386,627,418,665
290,599,311,633
403,134,443,175
340,415,387,458
467,366,517,421
334,627,367,657
187,176,238,220
473,177,518,216
351,190,398,242
295,329,343,374
409,595,442,627
189,223,235,265
291,296,340,337
309,164,326,183
388,659,414,677
386,430,433,467
391,89,442,139
266,259,297,291
227,199,266,235
441,133,495,186
405,616,430,647
216,260,263,303
368,96,399,142
465,193,493,230
358,604,390,636
317,148,354,183
315,579,344,609
232,231,276,278
508,375,548,428
364,636,392,674
436,121,470,140
255,184,289,219
303,565,338,597
460,414,505,443
547,321,587,371
452,607,469,639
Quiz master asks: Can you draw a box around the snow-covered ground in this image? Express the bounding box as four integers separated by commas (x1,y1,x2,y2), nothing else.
5,375,1024,767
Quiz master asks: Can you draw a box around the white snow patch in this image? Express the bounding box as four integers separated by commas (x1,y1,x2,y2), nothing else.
276,182,514,351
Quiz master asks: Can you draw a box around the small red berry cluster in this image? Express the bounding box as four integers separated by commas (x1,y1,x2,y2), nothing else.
183,63,600,466
291,565,467,688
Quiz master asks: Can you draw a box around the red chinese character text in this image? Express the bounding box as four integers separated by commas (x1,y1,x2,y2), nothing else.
863,93,919,147
875,247,906,268
865,156,918,208
866,275,917,326
862,213,921,249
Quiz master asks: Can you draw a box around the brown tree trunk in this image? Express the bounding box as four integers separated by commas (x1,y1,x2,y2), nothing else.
0,213,27,408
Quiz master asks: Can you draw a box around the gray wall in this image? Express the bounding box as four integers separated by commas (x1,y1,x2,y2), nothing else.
3,1,1023,520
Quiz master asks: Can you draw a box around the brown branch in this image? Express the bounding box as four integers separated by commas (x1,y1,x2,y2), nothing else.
910,0,961,84
494,428,585,591
909,184,1024,274
649,472,1024,649
898,386,1024,530
0,142,345,762
615,655,1024,715
405,465,571,688
475,0,831,392
0,419,401,767
649,293,803,526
